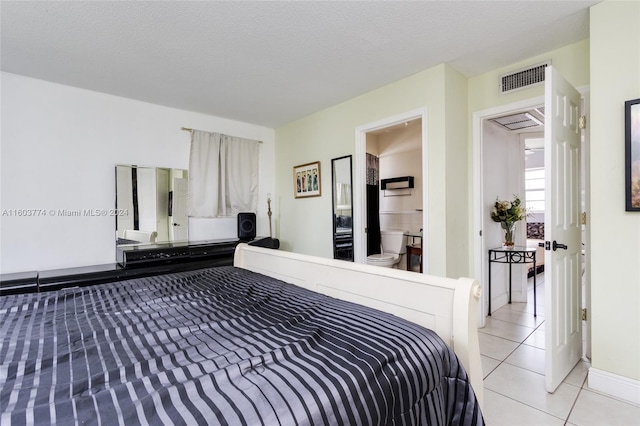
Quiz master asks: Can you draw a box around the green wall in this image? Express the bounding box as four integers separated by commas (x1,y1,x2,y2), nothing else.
275,40,590,279
466,39,591,285
275,64,469,277
468,39,590,114
590,0,640,383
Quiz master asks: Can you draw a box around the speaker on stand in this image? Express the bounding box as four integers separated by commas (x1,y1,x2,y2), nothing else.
237,212,257,241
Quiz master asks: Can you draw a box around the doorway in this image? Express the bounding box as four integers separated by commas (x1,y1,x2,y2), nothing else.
482,108,546,310
354,108,428,270
474,96,544,319
473,82,590,391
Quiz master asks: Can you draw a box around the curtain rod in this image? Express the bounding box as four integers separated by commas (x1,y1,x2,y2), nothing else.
181,127,262,143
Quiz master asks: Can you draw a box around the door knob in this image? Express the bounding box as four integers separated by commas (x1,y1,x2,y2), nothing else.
173,223,180,226
552,240,567,251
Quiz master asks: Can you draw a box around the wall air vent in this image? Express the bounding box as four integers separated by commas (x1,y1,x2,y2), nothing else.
500,61,550,94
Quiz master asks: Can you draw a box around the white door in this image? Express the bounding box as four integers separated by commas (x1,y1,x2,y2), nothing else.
170,177,189,241
544,66,583,392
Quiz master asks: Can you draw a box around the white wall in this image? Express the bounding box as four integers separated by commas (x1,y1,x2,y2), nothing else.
377,123,423,234
0,72,275,274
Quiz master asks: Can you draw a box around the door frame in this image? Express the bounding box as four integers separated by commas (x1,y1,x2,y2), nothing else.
354,108,428,269
472,97,544,326
580,88,591,362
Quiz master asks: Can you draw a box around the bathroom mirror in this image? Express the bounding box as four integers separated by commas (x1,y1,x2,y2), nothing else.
115,165,189,246
331,155,353,261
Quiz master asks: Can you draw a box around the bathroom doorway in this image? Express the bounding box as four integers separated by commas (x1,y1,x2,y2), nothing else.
354,108,428,272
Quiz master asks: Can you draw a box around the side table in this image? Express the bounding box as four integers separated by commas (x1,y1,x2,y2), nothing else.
404,231,423,273
406,244,423,272
488,246,537,317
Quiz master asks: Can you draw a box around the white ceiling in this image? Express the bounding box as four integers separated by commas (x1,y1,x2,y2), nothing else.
0,1,599,128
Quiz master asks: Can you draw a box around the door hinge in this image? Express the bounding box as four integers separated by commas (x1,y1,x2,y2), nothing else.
579,115,587,130
581,308,587,321
581,212,587,225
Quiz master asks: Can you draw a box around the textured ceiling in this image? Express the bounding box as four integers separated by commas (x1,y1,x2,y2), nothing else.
0,1,599,128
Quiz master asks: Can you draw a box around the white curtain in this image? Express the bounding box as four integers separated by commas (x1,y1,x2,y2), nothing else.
188,130,259,217
336,183,351,209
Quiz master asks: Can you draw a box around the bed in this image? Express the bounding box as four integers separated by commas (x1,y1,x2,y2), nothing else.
526,239,545,277
526,222,545,277
0,244,484,425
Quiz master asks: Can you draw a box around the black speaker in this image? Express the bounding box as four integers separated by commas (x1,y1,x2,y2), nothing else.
237,212,256,241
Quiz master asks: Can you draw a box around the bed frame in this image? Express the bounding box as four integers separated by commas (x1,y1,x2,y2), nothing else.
234,243,484,407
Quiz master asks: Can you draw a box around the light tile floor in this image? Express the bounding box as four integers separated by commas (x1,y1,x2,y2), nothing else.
480,273,640,425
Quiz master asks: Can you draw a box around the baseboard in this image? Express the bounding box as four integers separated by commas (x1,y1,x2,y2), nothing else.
588,367,640,405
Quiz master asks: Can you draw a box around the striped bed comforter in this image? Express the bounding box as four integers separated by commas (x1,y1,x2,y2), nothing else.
1,266,483,425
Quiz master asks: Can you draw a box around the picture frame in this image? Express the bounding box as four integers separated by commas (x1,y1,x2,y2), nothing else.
625,98,640,211
293,161,321,198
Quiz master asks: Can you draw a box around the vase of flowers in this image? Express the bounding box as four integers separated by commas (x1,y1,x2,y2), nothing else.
491,195,527,248
501,221,517,246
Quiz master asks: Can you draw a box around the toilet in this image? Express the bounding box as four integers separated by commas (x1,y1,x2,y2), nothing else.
366,230,407,268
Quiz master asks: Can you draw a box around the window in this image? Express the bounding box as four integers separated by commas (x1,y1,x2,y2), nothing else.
525,167,545,212
188,130,260,217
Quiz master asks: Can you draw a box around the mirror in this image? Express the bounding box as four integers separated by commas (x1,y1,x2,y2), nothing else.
115,165,189,246
331,155,353,261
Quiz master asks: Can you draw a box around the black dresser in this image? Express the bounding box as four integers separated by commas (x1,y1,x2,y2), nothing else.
1,239,240,295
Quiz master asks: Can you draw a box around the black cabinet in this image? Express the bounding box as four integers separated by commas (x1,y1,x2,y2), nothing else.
333,233,353,261
116,239,238,269
0,271,38,296
1,240,239,295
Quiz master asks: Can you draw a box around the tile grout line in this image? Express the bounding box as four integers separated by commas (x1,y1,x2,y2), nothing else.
483,273,601,424
563,375,589,425
479,315,542,346
484,274,597,424
483,388,568,424
482,314,543,380
481,287,545,380
481,317,574,424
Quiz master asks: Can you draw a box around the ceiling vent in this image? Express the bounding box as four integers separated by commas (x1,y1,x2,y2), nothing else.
500,61,550,94
489,112,543,131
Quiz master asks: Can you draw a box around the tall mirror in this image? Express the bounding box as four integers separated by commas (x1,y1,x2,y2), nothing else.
116,165,189,246
331,155,353,261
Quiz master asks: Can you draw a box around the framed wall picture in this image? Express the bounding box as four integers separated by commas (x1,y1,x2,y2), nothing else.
293,161,321,198
625,98,640,211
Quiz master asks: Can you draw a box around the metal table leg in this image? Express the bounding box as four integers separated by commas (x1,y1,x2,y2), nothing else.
488,253,492,316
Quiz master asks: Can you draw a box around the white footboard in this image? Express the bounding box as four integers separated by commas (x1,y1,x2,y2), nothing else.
233,243,483,407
